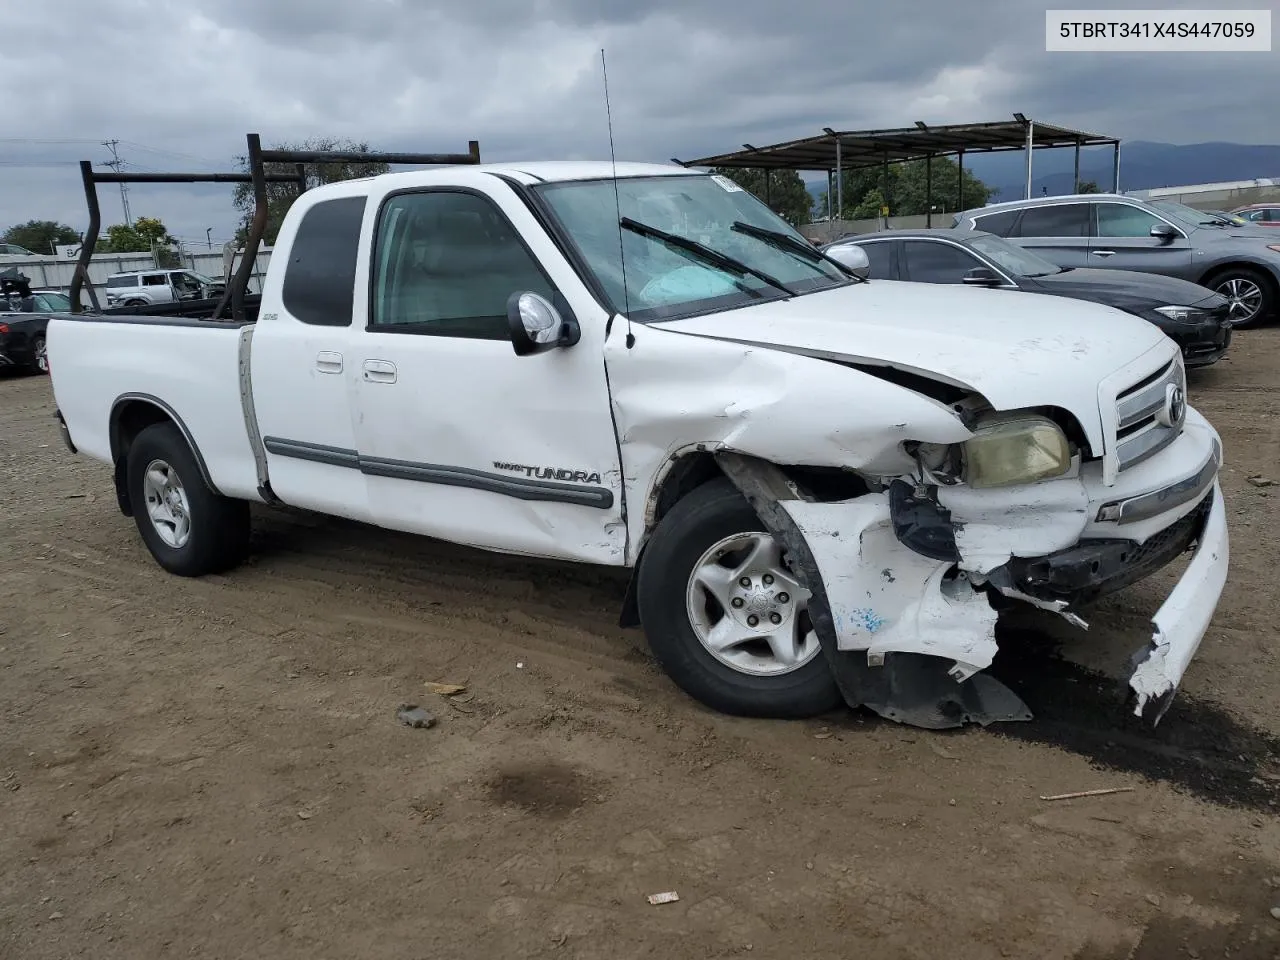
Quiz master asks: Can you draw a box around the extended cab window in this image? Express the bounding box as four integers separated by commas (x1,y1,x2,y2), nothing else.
281,196,367,327
370,190,555,339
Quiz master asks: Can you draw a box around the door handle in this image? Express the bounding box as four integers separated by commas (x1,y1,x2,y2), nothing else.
363,359,398,384
316,351,343,374
1091,250,1115,257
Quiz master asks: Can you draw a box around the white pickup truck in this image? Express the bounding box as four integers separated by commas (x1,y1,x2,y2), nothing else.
47,161,1229,728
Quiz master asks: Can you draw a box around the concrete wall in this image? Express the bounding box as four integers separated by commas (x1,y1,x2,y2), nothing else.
0,248,273,296
1127,184,1280,211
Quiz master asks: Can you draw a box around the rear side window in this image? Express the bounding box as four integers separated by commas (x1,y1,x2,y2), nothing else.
1013,203,1090,238
971,210,1019,236
282,196,368,327
142,274,167,286
106,275,136,288
853,241,895,278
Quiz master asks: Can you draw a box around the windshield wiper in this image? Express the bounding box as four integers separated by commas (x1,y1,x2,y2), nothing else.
618,217,796,296
730,221,866,282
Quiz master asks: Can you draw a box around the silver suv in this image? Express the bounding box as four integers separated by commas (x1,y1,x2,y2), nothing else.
952,193,1280,326
104,269,226,308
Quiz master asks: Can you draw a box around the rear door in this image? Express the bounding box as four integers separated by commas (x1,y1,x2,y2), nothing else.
249,192,371,521
140,272,173,303
1007,202,1091,268
1090,201,1194,277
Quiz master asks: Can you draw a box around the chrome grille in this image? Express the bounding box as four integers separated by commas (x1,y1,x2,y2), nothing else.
1114,359,1186,472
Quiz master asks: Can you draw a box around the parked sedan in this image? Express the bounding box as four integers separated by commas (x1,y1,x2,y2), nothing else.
0,281,70,374
951,193,1280,327
823,229,1232,367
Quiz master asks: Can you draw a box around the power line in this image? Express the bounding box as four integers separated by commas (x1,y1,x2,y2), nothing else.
102,139,132,226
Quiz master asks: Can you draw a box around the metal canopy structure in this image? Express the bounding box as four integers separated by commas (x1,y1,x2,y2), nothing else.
69,133,482,320
678,116,1121,226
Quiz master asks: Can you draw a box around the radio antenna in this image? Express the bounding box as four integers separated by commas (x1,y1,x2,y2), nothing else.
601,48,634,348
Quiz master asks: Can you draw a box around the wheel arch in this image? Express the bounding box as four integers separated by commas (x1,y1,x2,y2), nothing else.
617,447,870,628
109,394,221,516
1196,258,1280,290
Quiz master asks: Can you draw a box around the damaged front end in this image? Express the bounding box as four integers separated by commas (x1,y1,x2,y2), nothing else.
715,436,1228,730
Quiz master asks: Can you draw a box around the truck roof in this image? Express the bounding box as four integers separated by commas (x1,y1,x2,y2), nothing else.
338,160,702,191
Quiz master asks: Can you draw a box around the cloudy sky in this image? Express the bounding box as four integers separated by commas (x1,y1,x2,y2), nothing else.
2,0,1275,247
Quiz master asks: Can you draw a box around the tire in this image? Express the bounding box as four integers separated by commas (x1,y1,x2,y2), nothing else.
125,421,250,577
635,477,840,718
1207,266,1274,328
123,299,147,308
28,334,47,375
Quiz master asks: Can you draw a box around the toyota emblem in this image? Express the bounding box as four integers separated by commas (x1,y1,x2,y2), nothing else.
1158,383,1186,427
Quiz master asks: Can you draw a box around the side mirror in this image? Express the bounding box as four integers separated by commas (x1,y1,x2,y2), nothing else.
962,267,1002,286
506,291,581,356
1150,223,1178,243
824,243,871,279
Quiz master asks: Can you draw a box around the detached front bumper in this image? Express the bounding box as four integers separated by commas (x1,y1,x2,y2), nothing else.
1129,480,1228,721
715,408,1230,729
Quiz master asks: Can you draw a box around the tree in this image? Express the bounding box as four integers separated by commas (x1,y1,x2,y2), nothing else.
711,167,814,227
2,220,80,255
232,137,392,246
101,216,181,266
1076,180,1101,194
816,157,994,221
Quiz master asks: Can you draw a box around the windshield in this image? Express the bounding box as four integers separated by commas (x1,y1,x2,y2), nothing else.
1150,200,1226,227
534,174,849,322
36,292,71,311
967,235,1063,278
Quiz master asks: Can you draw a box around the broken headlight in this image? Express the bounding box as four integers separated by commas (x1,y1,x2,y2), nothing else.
962,413,1071,489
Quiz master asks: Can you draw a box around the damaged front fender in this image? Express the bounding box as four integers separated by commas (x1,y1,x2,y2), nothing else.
716,452,1030,730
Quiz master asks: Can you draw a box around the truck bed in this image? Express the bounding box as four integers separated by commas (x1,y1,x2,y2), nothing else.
47,312,265,502
98,294,262,321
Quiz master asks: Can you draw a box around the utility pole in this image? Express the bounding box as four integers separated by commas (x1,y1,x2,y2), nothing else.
102,139,132,225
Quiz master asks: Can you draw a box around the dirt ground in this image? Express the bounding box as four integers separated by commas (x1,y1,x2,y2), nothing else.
2,331,1279,960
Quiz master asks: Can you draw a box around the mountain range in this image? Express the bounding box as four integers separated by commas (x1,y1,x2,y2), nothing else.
805,141,1279,210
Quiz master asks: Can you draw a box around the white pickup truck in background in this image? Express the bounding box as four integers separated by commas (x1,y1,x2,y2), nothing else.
47,161,1229,728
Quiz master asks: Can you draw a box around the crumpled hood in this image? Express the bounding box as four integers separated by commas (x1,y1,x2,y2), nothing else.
655,279,1176,449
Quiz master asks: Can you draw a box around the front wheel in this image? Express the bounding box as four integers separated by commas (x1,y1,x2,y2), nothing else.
126,422,250,576
1210,267,1273,328
635,478,840,718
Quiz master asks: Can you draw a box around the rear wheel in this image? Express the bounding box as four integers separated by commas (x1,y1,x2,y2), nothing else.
635,478,840,718
28,334,47,374
126,422,250,576
1209,267,1273,328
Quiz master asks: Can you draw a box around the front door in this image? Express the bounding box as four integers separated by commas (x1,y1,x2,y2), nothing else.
350,184,626,565
1089,202,1194,277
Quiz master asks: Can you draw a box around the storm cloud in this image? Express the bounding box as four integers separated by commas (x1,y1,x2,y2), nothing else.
1,0,1274,244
